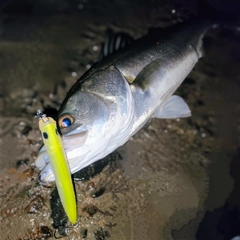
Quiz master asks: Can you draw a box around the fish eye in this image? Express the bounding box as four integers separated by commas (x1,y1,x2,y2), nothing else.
58,114,74,128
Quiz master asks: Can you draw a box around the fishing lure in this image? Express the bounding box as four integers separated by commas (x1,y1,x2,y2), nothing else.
37,111,77,224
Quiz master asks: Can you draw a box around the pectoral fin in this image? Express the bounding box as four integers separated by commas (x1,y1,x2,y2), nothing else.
133,59,162,89
153,95,191,119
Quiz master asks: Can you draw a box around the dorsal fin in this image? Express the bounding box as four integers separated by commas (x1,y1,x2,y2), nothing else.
99,30,134,60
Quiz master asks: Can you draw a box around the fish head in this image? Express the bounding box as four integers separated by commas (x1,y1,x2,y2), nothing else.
36,66,134,182
36,89,111,182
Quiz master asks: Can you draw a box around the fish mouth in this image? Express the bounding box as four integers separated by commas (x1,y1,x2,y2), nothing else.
35,130,88,182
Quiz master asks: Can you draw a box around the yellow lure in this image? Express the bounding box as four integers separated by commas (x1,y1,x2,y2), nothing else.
38,114,77,224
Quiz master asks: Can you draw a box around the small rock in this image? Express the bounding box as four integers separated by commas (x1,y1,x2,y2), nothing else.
25,196,44,214
82,204,99,217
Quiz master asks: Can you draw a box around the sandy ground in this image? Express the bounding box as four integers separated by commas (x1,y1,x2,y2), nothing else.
0,0,240,239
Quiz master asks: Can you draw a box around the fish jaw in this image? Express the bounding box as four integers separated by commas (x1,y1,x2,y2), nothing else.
35,131,88,182
37,111,134,182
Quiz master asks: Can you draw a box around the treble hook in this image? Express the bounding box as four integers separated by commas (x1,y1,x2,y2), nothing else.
36,110,49,123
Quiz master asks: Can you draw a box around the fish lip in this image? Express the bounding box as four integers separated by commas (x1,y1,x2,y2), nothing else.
35,149,49,170
38,164,55,182
63,127,88,137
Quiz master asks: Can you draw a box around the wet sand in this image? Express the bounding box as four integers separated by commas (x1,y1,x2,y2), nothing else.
0,0,240,239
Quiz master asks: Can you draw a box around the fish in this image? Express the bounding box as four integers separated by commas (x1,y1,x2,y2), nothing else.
37,112,77,223
35,18,212,182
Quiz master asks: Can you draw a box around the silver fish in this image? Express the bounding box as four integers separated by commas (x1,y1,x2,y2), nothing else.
36,18,212,182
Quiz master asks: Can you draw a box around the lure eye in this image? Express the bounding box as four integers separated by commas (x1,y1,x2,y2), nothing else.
58,114,74,128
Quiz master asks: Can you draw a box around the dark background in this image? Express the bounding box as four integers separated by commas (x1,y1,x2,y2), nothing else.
0,0,240,239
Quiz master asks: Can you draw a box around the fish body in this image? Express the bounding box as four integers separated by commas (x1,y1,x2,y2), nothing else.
36,18,212,182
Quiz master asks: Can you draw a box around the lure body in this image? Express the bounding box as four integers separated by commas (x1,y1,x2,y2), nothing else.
38,116,77,224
